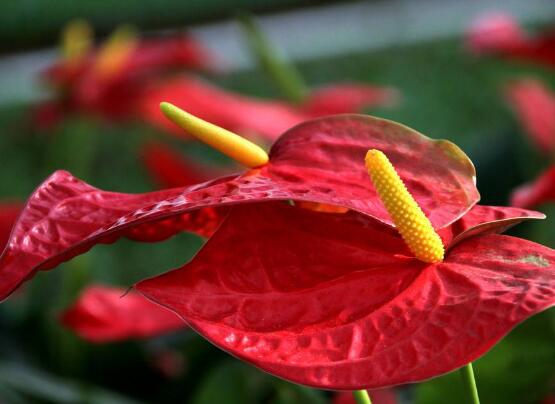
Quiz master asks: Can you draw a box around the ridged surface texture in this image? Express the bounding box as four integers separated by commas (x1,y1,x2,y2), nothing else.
0,115,486,299
137,202,555,389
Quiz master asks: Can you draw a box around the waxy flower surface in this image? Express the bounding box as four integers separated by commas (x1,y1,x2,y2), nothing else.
61,285,184,343
0,113,484,300
0,112,552,390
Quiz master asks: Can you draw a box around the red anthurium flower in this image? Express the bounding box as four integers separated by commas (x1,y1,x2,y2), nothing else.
511,165,555,209
140,141,232,188
37,30,216,125
0,114,486,300
135,201,554,389
1,111,551,390
505,79,555,154
60,285,184,343
44,33,214,91
301,83,399,116
140,77,398,141
466,12,555,69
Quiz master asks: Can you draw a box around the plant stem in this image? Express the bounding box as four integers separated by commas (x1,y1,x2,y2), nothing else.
459,363,480,404
352,389,372,404
237,13,309,104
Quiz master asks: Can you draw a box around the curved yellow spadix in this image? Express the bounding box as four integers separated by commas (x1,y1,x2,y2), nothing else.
62,19,93,62
160,102,269,168
95,25,138,77
365,149,444,264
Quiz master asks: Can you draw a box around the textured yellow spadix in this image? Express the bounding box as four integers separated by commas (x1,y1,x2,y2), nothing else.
62,20,93,62
95,25,138,77
365,149,444,264
160,102,269,168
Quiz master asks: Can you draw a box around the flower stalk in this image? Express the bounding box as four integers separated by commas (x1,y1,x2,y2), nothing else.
237,13,309,104
460,363,481,404
352,390,373,404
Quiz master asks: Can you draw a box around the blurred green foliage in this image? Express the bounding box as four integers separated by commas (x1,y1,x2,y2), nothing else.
0,32,554,403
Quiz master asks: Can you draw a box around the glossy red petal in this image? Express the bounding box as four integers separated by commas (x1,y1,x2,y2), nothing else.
61,285,185,342
505,79,555,153
0,115,478,299
438,204,545,248
0,171,230,300
141,141,224,188
0,202,22,252
140,76,309,141
136,202,555,389
302,83,399,116
265,115,479,228
511,165,555,209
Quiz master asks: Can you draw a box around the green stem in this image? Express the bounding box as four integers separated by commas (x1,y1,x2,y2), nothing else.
237,13,309,104
352,389,372,404
459,363,480,404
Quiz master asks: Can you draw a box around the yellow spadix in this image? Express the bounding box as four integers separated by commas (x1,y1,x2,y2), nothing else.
365,149,444,264
160,102,269,168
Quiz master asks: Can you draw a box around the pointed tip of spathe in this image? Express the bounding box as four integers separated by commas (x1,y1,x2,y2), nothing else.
158,102,269,168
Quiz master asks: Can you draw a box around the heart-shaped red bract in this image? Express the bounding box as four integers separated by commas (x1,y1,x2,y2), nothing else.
0,115,481,300
136,202,555,389
61,285,185,343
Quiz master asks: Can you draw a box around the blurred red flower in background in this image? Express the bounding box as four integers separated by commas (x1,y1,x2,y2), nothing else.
506,79,555,209
511,165,555,209
505,79,555,154
61,285,184,343
466,12,555,69
33,30,216,129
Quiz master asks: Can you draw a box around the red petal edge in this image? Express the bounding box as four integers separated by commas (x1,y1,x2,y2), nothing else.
136,202,555,389
61,285,185,343
438,204,545,248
